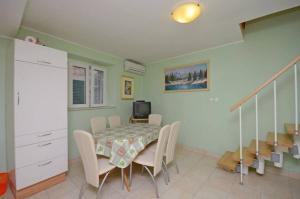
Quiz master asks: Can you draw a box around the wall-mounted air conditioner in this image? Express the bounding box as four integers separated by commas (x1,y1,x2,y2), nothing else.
124,60,145,75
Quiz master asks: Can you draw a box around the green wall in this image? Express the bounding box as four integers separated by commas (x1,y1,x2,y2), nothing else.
0,38,11,171
0,28,145,171
144,9,300,172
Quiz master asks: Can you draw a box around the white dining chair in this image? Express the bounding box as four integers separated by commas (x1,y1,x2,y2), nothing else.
148,121,181,181
163,121,181,180
148,114,162,126
73,130,116,199
91,117,107,136
129,125,170,198
108,115,121,128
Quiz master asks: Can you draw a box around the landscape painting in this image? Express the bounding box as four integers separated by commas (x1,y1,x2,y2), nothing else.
164,62,209,92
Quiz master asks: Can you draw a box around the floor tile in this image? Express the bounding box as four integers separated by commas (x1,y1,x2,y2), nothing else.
194,185,230,199
1,148,298,199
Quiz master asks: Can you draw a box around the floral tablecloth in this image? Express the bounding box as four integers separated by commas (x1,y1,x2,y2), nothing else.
95,124,161,168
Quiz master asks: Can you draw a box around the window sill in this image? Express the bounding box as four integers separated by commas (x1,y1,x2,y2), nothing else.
68,105,116,111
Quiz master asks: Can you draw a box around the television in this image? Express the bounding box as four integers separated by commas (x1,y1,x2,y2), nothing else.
133,101,151,119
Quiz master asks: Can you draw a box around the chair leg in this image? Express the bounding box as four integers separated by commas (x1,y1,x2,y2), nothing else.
129,163,133,186
174,160,179,174
96,171,111,199
121,168,124,190
162,160,170,182
143,166,159,198
141,165,144,174
161,163,168,185
78,181,87,199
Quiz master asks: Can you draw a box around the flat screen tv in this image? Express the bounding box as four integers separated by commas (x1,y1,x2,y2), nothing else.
133,101,151,119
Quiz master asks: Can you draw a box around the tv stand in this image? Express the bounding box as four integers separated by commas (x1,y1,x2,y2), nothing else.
129,116,149,124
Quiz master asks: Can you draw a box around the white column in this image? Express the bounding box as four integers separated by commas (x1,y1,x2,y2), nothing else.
293,64,300,159
239,106,243,185
295,64,298,135
274,81,278,146
273,80,283,167
255,95,259,156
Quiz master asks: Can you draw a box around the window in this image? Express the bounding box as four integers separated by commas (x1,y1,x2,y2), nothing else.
69,60,106,108
72,66,88,105
91,67,105,106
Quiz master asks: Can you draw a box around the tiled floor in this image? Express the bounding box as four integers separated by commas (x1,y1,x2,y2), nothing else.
1,147,299,199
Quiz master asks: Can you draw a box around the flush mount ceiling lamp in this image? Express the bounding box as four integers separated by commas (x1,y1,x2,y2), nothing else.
171,2,202,24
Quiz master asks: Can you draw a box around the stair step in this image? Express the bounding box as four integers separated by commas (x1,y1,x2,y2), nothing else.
266,132,293,148
217,151,238,172
248,139,272,158
285,123,300,135
232,147,256,167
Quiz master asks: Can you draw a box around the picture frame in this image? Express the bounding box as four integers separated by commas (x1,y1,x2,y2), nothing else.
121,76,134,100
164,61,210,93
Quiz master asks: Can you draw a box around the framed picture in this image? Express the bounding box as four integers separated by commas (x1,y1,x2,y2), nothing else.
121,76,134,99
164,61,210,92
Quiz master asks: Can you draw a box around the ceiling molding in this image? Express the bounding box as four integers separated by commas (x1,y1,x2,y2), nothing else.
0,35,14,40
147,40,244,66
20,26,124,62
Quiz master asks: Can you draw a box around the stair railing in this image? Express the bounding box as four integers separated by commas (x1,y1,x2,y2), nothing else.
295,64,299,135
230,55,300,185
239,106,243,184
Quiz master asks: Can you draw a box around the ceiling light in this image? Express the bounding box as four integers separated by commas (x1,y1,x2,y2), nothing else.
171,2,202,24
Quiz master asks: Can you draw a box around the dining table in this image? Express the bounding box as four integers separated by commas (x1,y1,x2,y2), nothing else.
94,123,161,191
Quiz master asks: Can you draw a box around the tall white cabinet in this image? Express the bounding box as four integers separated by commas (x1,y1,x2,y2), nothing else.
6,39,68,198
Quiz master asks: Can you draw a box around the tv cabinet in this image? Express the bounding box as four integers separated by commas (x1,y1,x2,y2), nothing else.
129,116,149,124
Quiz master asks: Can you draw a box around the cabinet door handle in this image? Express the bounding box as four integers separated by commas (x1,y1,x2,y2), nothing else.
38,142,52,147
37,132,52,137
37,60,51,65
38,161,52,167
17,92,20,105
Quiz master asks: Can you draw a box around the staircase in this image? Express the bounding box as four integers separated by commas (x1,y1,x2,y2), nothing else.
218,56,300,184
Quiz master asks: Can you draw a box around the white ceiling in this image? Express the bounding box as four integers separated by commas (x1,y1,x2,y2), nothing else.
4,0,300,63
0,0,27,37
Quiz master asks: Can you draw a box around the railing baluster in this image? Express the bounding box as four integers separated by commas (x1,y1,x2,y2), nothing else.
239,106,243,185
295,64,298,135
274,81,278,146
255,95,259,156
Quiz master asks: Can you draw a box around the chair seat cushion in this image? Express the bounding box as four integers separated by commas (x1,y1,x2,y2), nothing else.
133,147,155,167
98,158,116,175
147,142,157,152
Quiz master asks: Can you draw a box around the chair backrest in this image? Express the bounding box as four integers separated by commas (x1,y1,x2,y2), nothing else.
148,114,162,126
108,115,121,128
153,125,170,176
90,117,106,135
73,130,99,187
165,121,181,164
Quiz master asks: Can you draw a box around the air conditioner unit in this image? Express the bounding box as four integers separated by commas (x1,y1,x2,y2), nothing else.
124,60,145,75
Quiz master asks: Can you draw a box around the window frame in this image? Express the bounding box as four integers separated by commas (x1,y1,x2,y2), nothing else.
90,65,107,107
68,59,107,109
